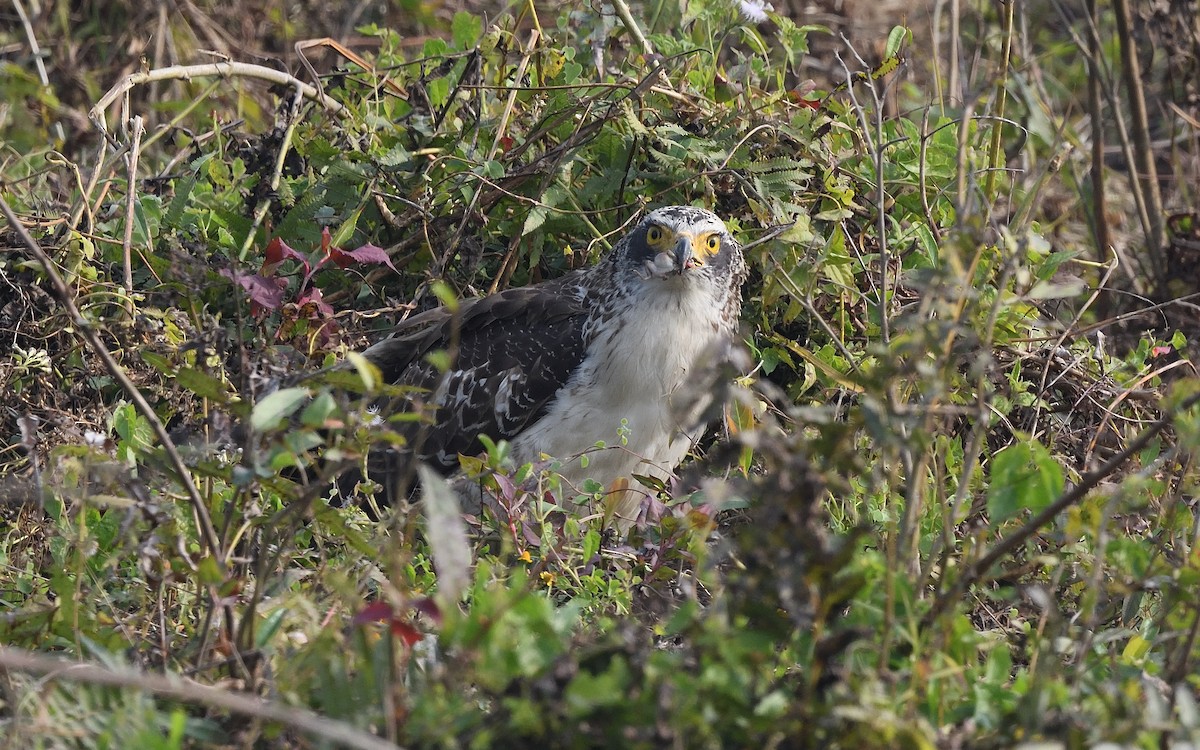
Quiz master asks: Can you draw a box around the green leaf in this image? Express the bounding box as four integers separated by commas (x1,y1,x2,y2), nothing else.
329,207,361,248
256,607,288,649
250,387,310,431
523,205,548,234
176,367,231,402
451,12,482,49
427,76,450,108
196,555,224,585
425,349,452,372
1121,634,1151,663
112,403,154,452
987,438,1064,522
132,195,163,247
343,351,381,393
581,529,600,562
140,351,174,375
430,280,460,311
885,25,911,61
300,391,338,427
164,173,197,229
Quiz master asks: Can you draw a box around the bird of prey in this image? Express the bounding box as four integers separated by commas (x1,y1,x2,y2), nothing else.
351,205,747,524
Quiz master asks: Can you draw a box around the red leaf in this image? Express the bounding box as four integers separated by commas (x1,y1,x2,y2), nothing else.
296,287,335,316
352,601,395,625
520,520,542,547
391,619,424,646
493,472,517,503
220,269,288,311
411,597,443,625
325,246,354,269
353,601,428,647
328,242,398,272
1151,345,1173,357
262,237,310,277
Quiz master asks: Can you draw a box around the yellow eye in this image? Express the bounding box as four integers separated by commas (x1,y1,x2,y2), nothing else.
647,226,663,243
705,235,720,253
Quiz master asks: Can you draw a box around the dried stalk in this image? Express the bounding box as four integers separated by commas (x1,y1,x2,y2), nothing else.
121,116,145,315
1113,0,1166,265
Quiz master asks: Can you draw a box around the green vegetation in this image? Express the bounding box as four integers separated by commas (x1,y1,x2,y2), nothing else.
2,0,1199,747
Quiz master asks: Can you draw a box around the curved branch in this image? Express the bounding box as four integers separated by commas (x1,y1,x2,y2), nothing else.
0,646,399,750
89,61,345,136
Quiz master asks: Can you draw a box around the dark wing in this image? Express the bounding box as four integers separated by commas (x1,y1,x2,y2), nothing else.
360,274,593,471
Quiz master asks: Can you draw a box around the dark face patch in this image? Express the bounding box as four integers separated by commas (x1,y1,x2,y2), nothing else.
621,207,735,274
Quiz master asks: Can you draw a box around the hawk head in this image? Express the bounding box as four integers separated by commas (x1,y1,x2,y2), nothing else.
605,206,747,318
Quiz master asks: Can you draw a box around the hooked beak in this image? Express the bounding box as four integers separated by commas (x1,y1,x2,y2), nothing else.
673,236,693,275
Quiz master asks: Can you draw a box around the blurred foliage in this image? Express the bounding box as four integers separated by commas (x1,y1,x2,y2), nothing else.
3,0,1200,748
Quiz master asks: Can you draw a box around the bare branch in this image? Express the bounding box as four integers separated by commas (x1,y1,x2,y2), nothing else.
0,646,400,750
89,61,345,137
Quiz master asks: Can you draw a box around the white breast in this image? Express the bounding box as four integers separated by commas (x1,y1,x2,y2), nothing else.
509,277,730,489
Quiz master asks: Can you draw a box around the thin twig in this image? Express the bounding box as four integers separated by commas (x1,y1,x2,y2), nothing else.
0,646,400,750
983,0,1015,201
1053,0,1154,282
443,30,540,278
1085,0,1112,317
918,108,942,243
121,116,145,315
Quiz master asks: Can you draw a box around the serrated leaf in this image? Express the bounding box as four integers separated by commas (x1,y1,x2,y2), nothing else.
164,174,196,229
251,387,310,431
523,205,548,234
